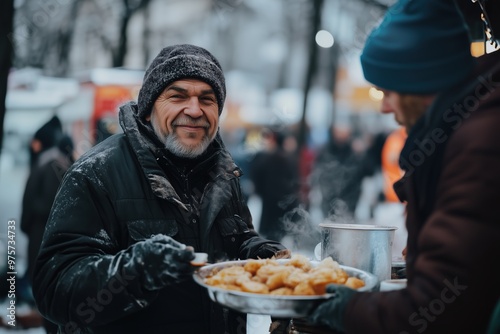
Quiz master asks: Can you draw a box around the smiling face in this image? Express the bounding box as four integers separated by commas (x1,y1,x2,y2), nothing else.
147,79,219,158
379,89,436,133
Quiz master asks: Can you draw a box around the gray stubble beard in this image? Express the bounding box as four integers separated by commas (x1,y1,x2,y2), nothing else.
150,111,214,158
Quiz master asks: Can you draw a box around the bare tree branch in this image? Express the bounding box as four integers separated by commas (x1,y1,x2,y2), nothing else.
113,0,152,67
56,0,84,76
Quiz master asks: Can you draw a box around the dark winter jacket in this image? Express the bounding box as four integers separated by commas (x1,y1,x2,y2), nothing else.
344,50,500,333
21,146,73,283
33,102,285,334
249,148,301,242
313,140,366,218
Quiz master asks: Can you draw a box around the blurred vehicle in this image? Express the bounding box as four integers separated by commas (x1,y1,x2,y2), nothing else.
77,68,144,144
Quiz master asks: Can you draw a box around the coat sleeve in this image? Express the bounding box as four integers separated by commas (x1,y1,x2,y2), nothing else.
343,113,500,333
32,166,158,329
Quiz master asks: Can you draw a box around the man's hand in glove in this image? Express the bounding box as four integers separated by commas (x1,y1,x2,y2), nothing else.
306,284,357,333
132,234,195,291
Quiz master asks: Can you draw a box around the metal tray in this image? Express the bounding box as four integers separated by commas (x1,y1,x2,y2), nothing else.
193,259,378,317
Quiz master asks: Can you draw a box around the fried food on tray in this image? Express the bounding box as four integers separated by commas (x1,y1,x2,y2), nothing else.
240,280,270,294
204,255,365,296
243,258,278,275
269,287,294,296
345,276,366,289
257,264,294,282
287,254,313,271
266,270,291,290
293,281,316,295
283,269,310,289
205,265,251,286
218,284,242,291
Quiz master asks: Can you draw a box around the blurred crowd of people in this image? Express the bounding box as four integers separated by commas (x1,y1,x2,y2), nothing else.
1,115,74,331
1,112,402,332
0,60,418,334
223,121,401,249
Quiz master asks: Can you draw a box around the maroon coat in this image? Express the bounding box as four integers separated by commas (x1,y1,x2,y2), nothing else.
344,51,500,333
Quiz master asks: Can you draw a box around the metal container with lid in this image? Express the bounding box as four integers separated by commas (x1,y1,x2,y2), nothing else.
319,223,397,282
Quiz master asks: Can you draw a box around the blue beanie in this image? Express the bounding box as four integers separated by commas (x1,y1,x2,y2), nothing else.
137,44,226,118
360,0,475,94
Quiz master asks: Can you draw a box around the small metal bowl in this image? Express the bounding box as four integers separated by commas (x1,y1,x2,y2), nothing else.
193,259,378,318
191,252,208,267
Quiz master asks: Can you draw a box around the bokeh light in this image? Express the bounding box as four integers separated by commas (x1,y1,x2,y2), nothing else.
315,30,334,48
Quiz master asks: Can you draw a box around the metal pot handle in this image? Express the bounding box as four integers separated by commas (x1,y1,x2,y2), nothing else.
314,243,322,261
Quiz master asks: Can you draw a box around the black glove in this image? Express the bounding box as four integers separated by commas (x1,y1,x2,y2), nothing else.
307,284,357,333
240,238,288,259
131,234,195,291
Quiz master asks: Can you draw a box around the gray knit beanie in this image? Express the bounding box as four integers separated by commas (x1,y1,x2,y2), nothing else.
137,44,226,118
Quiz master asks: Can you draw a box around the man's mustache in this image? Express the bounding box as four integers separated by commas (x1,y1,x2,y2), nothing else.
172,117,209,128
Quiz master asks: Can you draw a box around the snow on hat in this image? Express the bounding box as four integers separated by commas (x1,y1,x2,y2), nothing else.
360,0,475,94
137,44,226,118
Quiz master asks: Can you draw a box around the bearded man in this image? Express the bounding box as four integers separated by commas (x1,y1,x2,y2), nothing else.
33,44,289,334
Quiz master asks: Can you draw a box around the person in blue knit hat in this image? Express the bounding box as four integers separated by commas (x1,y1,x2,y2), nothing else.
294,0,500,333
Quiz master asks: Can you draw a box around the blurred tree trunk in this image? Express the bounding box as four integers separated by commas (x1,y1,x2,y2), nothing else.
142,4,151,67
0,0,14,156
295,0,323,209
113,1,132,67
113,0,151,67
56,0,84,76
277,2,303,89
297,0,323,150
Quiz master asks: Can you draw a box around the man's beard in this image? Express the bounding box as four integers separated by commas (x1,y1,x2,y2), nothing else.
150,112,214,158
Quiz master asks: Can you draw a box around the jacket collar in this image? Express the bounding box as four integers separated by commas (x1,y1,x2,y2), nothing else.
118,102,241,205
